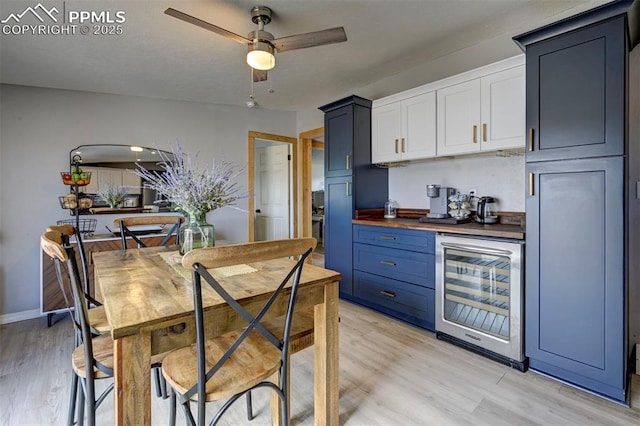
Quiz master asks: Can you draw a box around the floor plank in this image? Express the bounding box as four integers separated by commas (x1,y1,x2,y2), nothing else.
0,301,638,425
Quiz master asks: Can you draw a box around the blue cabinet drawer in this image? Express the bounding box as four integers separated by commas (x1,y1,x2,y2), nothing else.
353,225,435,254
353,243,435,288
353,270,435,330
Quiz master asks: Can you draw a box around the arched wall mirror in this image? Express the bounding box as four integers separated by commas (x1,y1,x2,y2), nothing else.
69,144,174,210
70,144,172,171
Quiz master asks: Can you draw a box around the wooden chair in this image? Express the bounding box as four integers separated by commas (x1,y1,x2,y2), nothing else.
161,238,316,426
41,230,114,426
46,224,110,335
114,215,184,249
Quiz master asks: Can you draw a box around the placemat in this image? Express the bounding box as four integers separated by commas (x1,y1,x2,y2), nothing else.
159,251,258,281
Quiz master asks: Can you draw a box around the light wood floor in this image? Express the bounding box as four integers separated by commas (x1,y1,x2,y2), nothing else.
1,301,638,425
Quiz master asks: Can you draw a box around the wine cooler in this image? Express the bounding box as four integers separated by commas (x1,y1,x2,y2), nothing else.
435,234,527,371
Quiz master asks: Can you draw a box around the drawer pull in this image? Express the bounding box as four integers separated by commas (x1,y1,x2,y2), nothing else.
482,123,487,142
394,139,399,154
380,235,396,241
345,154,351,170
380,290,396,298
401,138,405,153
380,260,396,266
473,125,478,143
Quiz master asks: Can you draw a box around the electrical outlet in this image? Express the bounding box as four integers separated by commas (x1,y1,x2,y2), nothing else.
469,189,476,198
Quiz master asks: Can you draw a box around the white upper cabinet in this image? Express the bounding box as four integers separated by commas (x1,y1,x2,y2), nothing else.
372,56,525,162
372,91,436,163
437,65,525,156
82,167,142,194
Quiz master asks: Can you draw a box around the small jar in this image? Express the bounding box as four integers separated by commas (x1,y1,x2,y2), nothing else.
384,199,398,219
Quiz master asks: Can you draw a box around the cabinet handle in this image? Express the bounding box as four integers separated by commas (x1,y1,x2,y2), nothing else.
345,154,351,170
473,125,478,143
380,290,397,298
482,123,487,142
529,173,534,196
394,139,399,154
380,235,396,241
401,138,405,153
380,260,396,266
528,128,534,152
346,181,351,197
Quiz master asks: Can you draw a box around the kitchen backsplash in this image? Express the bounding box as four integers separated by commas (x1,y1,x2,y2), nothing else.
388,153,525,212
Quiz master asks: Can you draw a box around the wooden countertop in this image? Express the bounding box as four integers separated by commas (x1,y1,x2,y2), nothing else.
353,217,525,240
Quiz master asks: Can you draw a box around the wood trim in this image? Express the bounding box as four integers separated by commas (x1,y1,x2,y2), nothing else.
299,127,325,240
247,131,297,241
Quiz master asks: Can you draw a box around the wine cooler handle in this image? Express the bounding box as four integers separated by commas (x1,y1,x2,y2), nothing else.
440,242,513,256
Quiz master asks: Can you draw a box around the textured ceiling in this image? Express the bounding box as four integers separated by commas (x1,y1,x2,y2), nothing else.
0,0,612,111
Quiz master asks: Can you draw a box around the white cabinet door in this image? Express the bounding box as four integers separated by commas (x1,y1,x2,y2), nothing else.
97,168,123,190
371,102,402,163
437,79,481,156
81,167,98,193
480,66,525,150
372,91,436,163
122,171,142,194
402,92,436,160
437,65,525,156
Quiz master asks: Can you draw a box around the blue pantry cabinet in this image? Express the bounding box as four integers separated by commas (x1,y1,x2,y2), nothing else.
319,96,388,297
514,0,638,402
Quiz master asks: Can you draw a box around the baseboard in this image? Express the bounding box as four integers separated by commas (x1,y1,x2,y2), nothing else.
0,309,42,325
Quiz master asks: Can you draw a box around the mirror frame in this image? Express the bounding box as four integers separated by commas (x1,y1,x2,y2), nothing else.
69,144,173,171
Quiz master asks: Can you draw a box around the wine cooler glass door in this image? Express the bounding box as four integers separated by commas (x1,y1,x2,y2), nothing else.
443,245,511,340
436,235,524,362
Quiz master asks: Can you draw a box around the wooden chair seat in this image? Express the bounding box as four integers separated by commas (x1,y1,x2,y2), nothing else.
87,306,110,334
262,307,315,353
162,330,282,402
71,334,113,379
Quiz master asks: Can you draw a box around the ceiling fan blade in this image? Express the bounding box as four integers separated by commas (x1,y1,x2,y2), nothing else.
252,69,269,83
273,27,347,53
164,8,251,45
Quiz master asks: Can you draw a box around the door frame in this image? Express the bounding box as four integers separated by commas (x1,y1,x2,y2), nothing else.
299,127,324,239
247,131,297,241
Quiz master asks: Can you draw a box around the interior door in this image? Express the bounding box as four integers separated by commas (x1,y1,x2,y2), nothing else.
255,143,291,241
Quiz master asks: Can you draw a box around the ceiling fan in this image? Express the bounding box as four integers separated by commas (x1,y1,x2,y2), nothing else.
165,5,347,82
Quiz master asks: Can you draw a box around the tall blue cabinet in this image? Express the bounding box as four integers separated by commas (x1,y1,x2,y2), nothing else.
319,96,388,297
514,0,639,403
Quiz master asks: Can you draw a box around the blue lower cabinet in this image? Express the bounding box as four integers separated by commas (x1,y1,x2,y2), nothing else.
351,224,437,331
353,270,435,331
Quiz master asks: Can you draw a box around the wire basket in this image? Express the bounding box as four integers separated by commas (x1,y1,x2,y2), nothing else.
57,218,97,237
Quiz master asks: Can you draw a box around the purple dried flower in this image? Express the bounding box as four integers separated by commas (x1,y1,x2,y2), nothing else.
133,142,245,217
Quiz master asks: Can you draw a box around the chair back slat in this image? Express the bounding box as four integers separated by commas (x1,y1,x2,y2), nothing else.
115,215,184,249
182,238,317,270
41,231,68,262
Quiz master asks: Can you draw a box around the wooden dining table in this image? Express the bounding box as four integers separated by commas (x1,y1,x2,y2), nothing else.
93,246,341,426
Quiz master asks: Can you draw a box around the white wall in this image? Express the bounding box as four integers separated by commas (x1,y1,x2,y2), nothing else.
0,84,296,318
312,149,324,191
389,154,525,212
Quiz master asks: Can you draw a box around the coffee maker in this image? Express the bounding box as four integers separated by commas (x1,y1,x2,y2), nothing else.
426,185,455,218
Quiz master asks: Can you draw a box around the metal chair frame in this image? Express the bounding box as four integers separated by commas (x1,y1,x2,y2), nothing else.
168,241,313,426
116,216,183,249
43,231,114,426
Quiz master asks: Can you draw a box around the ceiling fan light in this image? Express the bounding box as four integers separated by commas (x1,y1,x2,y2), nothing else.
247,42,275,71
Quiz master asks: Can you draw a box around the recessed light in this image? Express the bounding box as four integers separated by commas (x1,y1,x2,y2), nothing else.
130,146,143,152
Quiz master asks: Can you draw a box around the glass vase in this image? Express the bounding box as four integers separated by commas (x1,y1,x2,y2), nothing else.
179,211,215,255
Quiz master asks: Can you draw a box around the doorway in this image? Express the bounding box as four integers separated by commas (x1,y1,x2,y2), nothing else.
300,127,325,266
247,131,297,242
